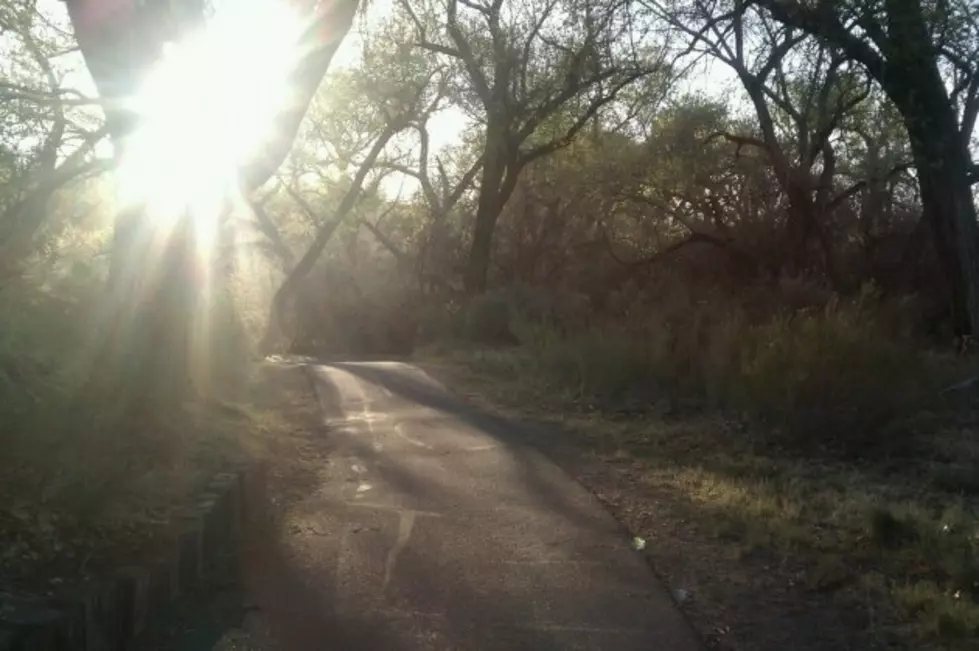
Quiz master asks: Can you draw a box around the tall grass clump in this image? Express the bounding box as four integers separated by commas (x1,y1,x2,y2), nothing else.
451,283,959,457
532,327,663,407
734,295,945,454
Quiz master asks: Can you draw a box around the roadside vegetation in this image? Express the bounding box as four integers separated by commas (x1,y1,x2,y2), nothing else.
416,287,979,650
0,257,280,587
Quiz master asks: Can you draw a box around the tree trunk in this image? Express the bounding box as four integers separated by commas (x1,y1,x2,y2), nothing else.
464,119,524,294
886,57,979,336
783,190,814,277
465,190,503,295
752,0,979,328
907,123,979,336
261,211,348,355
880,0,979,336
464,120,507,294
62,2,209,426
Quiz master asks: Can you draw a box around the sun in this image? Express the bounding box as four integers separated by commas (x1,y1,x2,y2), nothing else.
116,0,304,227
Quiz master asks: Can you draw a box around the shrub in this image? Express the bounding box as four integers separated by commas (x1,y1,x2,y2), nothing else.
413,299,468,346
534,328,661,407
465,292,519,345
735,297,941,454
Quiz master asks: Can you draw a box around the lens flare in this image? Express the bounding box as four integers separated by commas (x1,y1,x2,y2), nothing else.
116,0,304,226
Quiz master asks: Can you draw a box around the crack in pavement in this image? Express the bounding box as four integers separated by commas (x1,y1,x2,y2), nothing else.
382,510,417,592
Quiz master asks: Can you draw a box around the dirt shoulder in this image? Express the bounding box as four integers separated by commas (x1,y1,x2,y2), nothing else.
418,357,979,651
132,360,335,651
0,360,322,598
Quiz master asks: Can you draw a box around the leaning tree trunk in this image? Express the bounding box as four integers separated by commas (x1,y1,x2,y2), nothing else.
260,125,398,354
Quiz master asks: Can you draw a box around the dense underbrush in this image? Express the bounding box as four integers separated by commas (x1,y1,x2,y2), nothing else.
421,282,965,458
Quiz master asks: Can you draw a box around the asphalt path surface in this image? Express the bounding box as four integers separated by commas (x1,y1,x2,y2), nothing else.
222,360,703,651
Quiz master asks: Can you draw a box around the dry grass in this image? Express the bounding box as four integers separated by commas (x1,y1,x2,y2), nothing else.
0,358,305,589
417,295,979,650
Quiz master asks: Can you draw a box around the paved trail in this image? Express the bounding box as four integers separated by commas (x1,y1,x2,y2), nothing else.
235,361,701,651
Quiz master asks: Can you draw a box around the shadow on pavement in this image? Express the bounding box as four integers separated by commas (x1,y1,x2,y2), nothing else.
326,362,626,533
233,360,698,651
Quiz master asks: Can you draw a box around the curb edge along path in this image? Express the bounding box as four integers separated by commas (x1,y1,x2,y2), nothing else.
241,359,704,651
0,466,250,651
